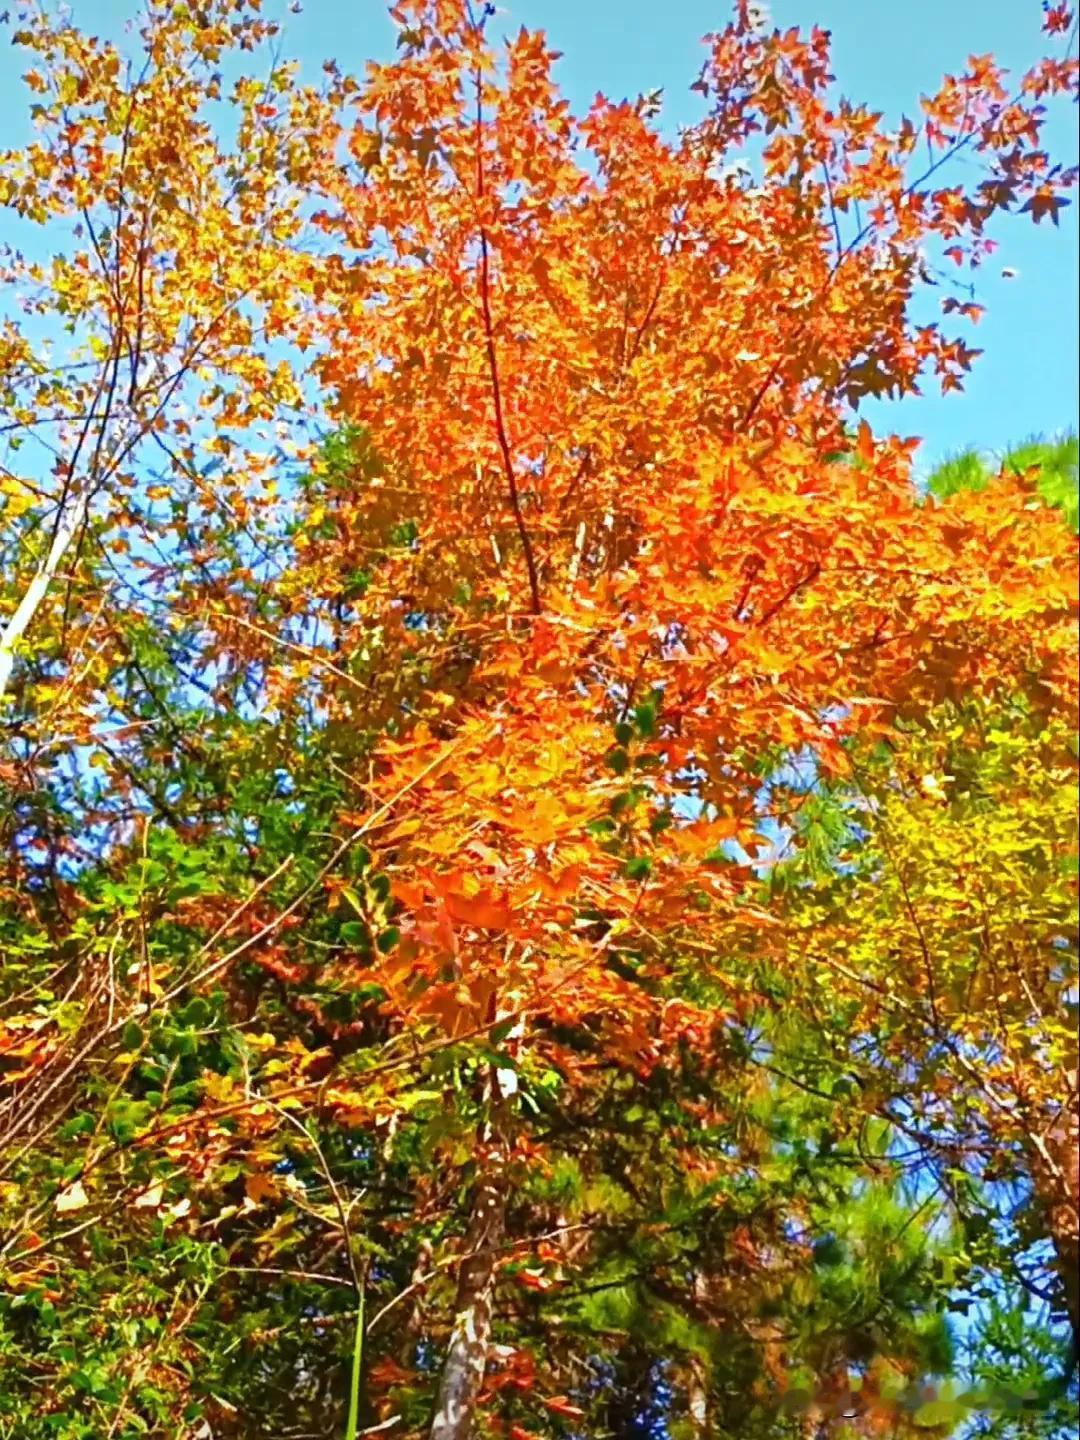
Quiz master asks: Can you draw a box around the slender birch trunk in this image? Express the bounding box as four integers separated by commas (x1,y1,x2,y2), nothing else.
0,490,90,699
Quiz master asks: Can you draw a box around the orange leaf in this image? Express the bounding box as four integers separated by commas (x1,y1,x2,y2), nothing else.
442,888,514,931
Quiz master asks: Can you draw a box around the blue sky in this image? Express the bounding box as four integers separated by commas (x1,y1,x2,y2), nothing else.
1,0,1076,473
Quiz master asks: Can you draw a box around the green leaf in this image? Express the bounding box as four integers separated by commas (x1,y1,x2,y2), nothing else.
634,700,657,737
181,998,210,1028
913,1399,963,1428
341,886,366,916
369,874,391,903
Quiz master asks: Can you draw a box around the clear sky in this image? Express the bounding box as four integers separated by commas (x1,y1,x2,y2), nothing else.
1,0,1076,474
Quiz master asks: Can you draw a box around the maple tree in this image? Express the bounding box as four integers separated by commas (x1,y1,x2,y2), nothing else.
0,0,1077,1437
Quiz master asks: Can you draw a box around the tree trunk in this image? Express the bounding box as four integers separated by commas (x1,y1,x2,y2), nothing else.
0,489,90,698
429,1166,505,1440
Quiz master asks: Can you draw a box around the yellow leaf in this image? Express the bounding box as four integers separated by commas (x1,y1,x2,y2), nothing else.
0,477,35,517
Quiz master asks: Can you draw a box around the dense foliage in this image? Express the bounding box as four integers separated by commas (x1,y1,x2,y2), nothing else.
0,2,1076,1438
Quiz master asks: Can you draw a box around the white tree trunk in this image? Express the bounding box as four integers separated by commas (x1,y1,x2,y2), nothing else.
0,490,90,699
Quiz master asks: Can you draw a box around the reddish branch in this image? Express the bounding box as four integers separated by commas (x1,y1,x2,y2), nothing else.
469,10,542,616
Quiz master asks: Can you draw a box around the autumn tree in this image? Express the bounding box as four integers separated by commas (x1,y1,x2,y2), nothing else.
760,451,1078,1349
0,1,1076,1438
